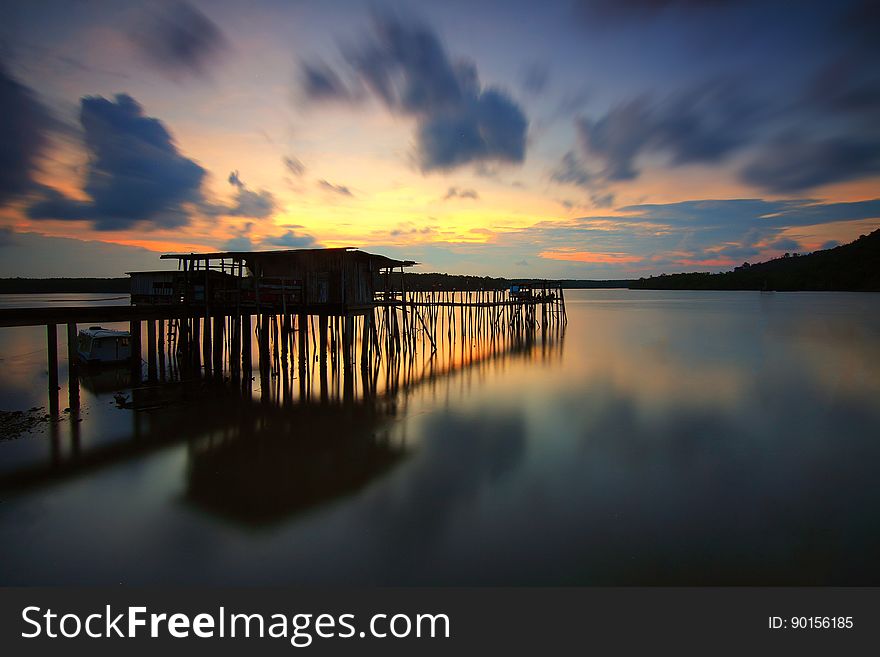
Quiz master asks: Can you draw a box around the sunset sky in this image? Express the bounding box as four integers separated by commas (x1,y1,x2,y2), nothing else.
1,0,878,278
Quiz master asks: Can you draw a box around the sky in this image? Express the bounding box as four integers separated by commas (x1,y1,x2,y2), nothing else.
0,0,878,278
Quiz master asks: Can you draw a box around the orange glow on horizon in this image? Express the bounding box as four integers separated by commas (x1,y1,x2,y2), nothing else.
539,250,644,264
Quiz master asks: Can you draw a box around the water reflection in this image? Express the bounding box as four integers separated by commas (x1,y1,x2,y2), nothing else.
0,315,564,535
1,291,878,585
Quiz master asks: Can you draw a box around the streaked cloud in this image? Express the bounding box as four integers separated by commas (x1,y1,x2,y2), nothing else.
443,187,479,201
282,156,305,177
300,14,528,172
0,62,55,203
27,93,205,230
130,1,230,79
223,170,275,218
317,179,352,196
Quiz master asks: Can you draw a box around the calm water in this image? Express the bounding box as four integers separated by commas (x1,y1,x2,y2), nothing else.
0,290,879,585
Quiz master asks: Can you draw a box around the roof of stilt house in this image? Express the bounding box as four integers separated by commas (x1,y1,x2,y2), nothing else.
160,247,417,269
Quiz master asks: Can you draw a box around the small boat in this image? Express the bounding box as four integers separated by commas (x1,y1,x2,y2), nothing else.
77,326,132,364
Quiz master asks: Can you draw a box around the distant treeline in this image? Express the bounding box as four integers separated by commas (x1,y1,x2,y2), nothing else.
0,277,130,294
630,229,880,292
385,272,633,291
0,273,633,293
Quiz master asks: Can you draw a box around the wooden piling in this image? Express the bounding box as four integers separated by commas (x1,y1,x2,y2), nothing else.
130,320,142,383
47,324,59,416
147,319,157,381
212,314,224,375
66,322,79,410
242,313,252,373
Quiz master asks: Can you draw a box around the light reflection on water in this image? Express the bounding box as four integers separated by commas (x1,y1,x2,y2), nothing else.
0,290,878,584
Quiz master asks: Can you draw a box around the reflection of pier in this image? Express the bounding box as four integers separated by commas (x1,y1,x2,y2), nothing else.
0,247,566,416
0,316,564,525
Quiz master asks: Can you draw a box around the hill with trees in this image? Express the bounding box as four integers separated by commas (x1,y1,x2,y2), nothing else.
630,229,880,292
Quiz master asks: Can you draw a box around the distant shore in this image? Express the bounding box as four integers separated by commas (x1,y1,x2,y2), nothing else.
0,278,130,294
631,229,879,293
0,275,634,294
3,228,876,294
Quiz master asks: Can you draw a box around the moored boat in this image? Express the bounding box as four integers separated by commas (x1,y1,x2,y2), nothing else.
77,326,132,364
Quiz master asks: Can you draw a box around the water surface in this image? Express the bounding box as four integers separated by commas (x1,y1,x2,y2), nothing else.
1,290,878,585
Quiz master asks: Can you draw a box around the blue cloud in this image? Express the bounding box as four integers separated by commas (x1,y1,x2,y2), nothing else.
27,93,205,230
299,62,353,101
224,170,275,218
768,238,802,252
741,134,880,193
551,151,593,187
265,230,317,248
302,14,528,172
576,0,740,22
520,62,550,95
574,80,758,182
221,236,255,251
0,62,55,203
131,1,229,79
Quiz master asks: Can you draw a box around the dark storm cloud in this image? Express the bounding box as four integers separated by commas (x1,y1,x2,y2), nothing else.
317,179,352,196
131,1,229,79
224,170,275,218
575,80,757,182
0,62,55,203
302,14,528,172
27,93,205,230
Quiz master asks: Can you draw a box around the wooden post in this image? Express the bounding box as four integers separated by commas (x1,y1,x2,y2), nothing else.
202,312,212,374
130,319,142,383
66,322,79,410
317,314,327,362
212,313,223,375
158,319,166,381
297,312,307,371
259,313,270,370
230,315,241,379
147,319,157,381
47,324,59,416
242,313,252,374
360,311,372,370
319,314,328,403
343,314,354,368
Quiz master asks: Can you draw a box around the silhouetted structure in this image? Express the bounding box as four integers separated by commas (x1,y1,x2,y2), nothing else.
0,247,567,417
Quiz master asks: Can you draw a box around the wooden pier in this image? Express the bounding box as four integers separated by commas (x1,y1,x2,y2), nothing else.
0,247,567,414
